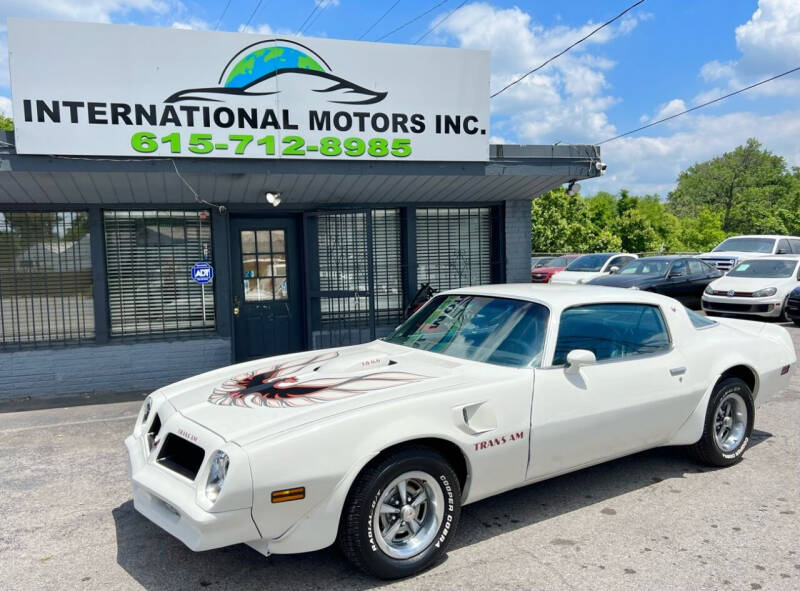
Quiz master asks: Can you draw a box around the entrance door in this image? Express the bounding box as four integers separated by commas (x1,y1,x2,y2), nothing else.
230,217,303,361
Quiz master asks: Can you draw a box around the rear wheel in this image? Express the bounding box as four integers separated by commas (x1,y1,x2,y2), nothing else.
688,377,754,467
338,447,461,579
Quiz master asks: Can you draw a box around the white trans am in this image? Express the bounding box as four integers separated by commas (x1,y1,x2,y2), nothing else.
126,285,795,579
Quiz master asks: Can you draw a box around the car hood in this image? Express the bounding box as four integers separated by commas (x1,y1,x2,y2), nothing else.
157,341,483,446
551,270,604,283
531,266,565,274
589,274,661,288
700,251,770,259
708,276,797,293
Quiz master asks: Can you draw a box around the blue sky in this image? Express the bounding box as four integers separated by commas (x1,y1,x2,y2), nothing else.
0,0,798,196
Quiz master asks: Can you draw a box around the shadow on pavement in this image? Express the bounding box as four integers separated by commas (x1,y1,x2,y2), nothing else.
113,435,772,590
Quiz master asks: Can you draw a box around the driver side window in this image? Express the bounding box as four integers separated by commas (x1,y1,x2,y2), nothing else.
552,304,671,366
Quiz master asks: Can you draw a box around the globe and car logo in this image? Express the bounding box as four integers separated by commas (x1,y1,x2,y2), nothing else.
165,39,387,105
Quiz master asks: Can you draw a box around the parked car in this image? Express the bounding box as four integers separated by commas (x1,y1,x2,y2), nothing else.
702,256,800,319
550,252,638,285
530,254,581,283
126,284,795,579
588,256,721,309
698,234,800,273
531,256,556,270
786,287,800,326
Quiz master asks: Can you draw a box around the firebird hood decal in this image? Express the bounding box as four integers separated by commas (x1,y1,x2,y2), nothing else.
209,351,429,408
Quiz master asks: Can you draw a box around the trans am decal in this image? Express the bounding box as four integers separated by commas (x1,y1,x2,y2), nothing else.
209,351,428,408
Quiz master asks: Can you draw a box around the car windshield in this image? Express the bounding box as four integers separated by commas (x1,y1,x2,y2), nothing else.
565,253,614,272
383,294,549,368
618,260,669,276
728,259,798,278
713,237,775,253
532,257,555,269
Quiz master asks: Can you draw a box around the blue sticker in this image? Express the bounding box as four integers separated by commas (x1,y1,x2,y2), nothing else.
191,262,214,284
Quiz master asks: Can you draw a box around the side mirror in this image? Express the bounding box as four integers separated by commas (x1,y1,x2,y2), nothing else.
565,349,596,374
609,265,620,274
669,270,686,278
776,248,788,255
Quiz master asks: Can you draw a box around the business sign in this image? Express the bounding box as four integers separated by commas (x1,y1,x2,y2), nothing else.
8,19,490,161
191,262,214,284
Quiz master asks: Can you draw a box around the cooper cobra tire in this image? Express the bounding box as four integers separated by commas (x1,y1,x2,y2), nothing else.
688,377,754,467
338,446,461,579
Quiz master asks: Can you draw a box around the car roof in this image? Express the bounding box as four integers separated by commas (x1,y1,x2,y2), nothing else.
441,283,677,312
736,255,800,262
722,234,800,240
635,255,685,261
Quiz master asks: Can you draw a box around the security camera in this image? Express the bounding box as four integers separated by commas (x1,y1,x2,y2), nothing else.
265,192,282,206
595,161,607,174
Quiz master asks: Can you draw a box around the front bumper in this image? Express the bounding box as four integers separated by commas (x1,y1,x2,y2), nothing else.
125,406,261,552
702,295,783,317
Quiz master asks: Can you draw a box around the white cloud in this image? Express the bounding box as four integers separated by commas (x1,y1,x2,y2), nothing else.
588,110,800,196
0,95,11,117
698,0,800,98
172,19,209,30
0,0,169,24
439,2,646,144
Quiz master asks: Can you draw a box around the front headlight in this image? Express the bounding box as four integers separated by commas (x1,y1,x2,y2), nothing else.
141,396,152,423
704,285,714,295
205,450,230,502
752,287,777,298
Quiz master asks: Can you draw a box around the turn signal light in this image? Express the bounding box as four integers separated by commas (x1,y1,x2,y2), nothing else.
271,487,305,503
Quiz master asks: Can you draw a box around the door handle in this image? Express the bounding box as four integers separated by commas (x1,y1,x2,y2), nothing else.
669,367,686,376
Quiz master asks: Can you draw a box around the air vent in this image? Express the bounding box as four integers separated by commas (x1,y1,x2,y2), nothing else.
157,433,205,480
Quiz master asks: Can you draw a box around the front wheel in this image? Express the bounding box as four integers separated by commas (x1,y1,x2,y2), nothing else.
688,377,754,467
339,447,461,579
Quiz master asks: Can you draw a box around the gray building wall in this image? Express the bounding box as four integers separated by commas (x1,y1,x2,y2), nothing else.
0,338,231,401
504,199,533,283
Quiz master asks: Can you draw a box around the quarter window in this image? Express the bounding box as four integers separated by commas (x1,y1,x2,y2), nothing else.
553,303,671,366
789,239,800,254
777,239,791,254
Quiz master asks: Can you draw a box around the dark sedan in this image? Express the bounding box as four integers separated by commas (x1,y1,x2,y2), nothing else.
787,287,800,326
588,256,722,309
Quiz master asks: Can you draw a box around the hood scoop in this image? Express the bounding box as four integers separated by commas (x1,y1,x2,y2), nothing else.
320,351,394,374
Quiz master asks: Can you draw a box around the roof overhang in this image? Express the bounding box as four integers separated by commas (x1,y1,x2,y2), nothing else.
0,132,602,206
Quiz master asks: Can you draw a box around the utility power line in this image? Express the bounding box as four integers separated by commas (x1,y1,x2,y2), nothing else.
359,0,402,40
296,2,321,35
243,0,267,30
415,0,467,44
375,0,449,42
214,0,234,30
490,0,646,99
597,65,800,144
301,0,335,34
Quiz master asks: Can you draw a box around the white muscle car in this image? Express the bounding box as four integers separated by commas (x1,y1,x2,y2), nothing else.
126,285,795,579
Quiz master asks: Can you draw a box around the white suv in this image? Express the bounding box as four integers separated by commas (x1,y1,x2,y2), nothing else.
698,235,800,273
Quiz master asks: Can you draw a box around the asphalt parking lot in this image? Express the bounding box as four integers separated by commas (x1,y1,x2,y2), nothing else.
2,323,799,591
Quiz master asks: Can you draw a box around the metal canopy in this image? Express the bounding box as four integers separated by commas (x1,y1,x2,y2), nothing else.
0,134,602,205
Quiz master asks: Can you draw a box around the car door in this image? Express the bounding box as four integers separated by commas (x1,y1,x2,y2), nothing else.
662,259,693,302
687,259,714,308
527,303,695,480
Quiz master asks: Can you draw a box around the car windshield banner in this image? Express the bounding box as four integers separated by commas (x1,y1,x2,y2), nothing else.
8,19,490,161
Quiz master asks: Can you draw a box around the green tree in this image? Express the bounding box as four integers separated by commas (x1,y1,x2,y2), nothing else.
616,209,660,253
635,195,684,251
0,115,13,131
667,138,791,233
531,188,621,253
585,191,617,228
677,208,727,252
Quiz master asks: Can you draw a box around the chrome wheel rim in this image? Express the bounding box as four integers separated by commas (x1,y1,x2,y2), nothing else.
713,392,748,452
373,470,444,560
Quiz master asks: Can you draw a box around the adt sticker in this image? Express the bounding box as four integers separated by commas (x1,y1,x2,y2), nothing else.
191,262,214,284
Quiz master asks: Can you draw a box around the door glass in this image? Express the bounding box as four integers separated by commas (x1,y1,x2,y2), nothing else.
241,229,288,302
553,304,671,365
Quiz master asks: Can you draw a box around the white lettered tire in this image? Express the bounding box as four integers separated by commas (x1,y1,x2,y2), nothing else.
688,377,754,466
338,446,461,579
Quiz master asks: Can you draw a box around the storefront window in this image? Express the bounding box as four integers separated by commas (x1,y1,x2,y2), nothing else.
104,210,214,337
416,207,493,291
0,211,94,347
